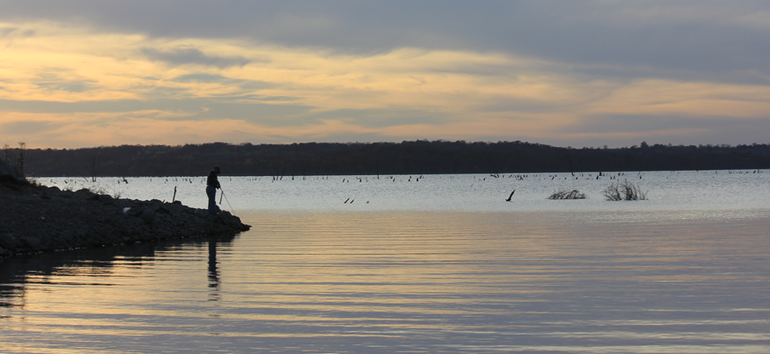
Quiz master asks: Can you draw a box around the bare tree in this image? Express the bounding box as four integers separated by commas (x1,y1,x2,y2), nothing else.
17,142,26,177
88,153,99,182
3,144,11,163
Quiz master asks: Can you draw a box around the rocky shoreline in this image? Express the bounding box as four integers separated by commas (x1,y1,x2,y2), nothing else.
0,178,251,258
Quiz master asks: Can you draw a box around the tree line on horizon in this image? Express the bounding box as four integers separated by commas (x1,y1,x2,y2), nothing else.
15,140,770,178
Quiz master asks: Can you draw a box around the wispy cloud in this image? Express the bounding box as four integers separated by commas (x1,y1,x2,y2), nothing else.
141,46,251,68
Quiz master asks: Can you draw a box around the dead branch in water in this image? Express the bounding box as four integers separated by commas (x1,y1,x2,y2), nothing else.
548,189,586,200
602,179,648,201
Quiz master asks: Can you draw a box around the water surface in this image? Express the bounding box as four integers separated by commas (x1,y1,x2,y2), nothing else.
2,171,769,353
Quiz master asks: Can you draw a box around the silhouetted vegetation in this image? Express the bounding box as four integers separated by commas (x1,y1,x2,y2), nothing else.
2,142,27,181
548,190,587,200
17,140,770,177
603,179,648,201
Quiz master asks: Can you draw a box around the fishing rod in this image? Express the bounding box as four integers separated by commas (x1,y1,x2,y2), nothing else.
219,188,236,215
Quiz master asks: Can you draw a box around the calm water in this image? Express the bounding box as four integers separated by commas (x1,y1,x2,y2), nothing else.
2,171,770,353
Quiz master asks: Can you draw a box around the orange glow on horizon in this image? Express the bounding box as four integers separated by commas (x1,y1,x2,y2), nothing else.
1,20,768,148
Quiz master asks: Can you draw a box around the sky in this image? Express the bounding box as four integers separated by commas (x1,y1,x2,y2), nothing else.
1,1,769,149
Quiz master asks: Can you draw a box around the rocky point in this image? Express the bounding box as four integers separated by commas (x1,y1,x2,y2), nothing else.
0,176,250,258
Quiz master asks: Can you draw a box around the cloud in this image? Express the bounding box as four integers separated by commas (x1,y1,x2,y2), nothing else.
0,26,34,38
33,69,97,93
141,46,250,68
2,119,63,135
0,26,18,36
171,74,232,83
0,2,769,149
2,2,770,82
551,114,770,148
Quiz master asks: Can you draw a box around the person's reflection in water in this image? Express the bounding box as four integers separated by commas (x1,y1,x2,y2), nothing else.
208,239,220,302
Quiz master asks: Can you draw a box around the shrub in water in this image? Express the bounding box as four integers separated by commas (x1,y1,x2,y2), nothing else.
602,179,647,201
548,190,587,200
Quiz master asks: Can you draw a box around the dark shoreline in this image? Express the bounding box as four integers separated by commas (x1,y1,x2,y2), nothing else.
0,179,250,259
22,141,770,178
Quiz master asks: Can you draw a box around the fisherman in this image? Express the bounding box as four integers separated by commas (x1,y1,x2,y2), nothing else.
206,166,221,216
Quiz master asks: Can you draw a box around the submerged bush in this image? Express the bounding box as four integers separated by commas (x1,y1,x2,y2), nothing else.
548,189,586,200
602,179,647,201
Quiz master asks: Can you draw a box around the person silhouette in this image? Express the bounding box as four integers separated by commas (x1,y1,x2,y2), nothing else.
206,166,221,216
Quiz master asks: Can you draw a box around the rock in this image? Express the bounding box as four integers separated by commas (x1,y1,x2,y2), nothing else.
59,230,75,243
139,209,155,224
0,233,20,251
1,179,251,258
219,211,250,231
20,236,41,249
76,227,89,239
75,189,95,199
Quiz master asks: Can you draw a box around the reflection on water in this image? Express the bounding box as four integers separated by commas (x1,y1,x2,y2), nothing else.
208,239,221,302
2,210,770,353
0,234,235,307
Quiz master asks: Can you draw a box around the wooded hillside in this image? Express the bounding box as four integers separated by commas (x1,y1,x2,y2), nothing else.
11,140,770,177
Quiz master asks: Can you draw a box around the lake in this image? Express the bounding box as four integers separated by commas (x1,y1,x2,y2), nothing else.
2,171,770,353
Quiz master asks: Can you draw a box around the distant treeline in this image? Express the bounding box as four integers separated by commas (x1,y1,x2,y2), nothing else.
17,140,770,178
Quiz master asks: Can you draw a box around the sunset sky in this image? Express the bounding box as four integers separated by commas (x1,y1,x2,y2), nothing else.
1,1,769,149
